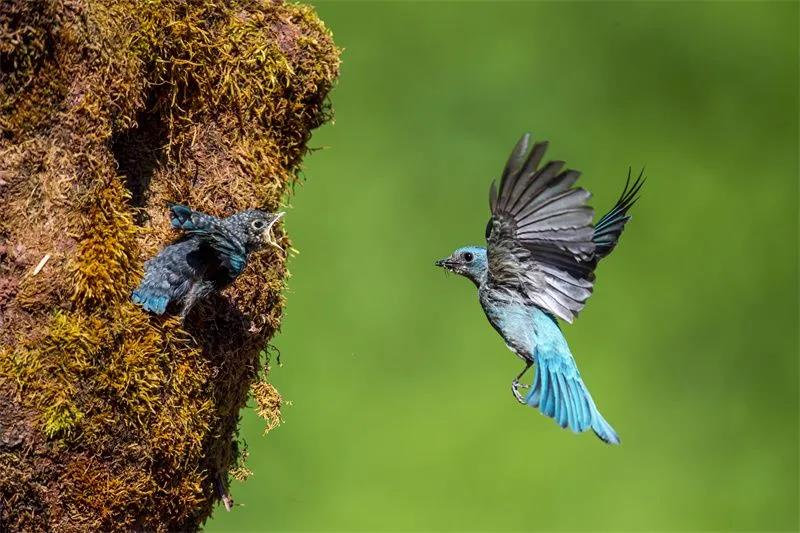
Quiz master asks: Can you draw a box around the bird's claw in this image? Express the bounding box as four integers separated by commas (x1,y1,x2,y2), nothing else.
511,379,528,404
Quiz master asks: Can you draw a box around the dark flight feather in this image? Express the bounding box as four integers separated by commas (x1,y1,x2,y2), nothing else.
486,134,597,322
592,168,645,261
486,134,645,323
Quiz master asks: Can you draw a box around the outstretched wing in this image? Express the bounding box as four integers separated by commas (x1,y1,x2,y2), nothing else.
168,204,248,275
592,168,644,261
486,134,596,323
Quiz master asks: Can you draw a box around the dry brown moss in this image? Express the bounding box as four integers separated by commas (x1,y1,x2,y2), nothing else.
0,0,339,530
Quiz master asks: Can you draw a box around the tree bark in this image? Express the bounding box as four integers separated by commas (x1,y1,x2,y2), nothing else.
0,0,339,529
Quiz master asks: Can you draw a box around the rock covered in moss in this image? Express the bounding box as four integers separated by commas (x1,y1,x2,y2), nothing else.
0,0,339,530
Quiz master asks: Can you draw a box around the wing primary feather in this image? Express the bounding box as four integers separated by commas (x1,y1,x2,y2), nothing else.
514,187,591,226
489,180,498,211
591,167,645,259
515,188,592,224
596,167,644,229
527,170,581,207
509,160,567,214
522,141,549,178
497,134,531,211
505,142,550,214
516,208,594,234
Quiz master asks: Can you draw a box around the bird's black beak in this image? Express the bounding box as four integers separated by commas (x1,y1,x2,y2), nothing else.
435,258,454,269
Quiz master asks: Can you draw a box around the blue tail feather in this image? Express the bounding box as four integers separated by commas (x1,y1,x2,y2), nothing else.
590,408,620,445
131,287,169,315
525,348,620,445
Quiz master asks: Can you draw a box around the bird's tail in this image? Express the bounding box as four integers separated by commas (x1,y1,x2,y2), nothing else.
592,168,644,261
131,279,170,315
524,349,620,445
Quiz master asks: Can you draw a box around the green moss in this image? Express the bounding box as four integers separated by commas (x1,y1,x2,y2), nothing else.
43,401,85,439
70,178,140,308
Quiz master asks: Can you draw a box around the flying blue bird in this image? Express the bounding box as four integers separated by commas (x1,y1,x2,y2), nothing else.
132,204,284,318
435,133,643,444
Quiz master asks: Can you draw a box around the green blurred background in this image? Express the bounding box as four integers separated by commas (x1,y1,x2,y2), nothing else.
209,2,798,531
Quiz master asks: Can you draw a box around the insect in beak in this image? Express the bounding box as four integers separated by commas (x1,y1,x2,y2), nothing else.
435,258,456,273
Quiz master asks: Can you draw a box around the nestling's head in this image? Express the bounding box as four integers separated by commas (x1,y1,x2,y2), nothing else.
435,246,488,285
228,209,285,249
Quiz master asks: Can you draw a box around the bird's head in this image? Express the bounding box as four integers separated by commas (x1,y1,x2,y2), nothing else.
230,209,285,250
435,246,488,285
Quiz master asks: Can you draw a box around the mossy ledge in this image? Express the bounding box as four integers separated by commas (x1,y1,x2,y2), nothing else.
0,0,339,530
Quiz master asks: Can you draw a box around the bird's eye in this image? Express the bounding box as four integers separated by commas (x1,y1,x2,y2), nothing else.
251,220,265,230
463,252,474,262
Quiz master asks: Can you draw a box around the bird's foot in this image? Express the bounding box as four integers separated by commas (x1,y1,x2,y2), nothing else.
511,379,528,404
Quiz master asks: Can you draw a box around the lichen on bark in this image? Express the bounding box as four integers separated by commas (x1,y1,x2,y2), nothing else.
0,0,339,530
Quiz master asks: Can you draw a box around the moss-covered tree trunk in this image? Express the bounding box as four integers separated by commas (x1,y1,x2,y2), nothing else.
0,0,339,529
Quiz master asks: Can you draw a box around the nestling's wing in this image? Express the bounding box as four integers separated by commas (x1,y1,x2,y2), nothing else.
132,240,197,314
486,134,596,323
168,204,247,275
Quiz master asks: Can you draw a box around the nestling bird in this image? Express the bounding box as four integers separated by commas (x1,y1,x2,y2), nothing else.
435,133,643,444
132,204,284,318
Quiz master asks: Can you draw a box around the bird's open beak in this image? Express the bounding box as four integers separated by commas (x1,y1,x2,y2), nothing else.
264,211,285,248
